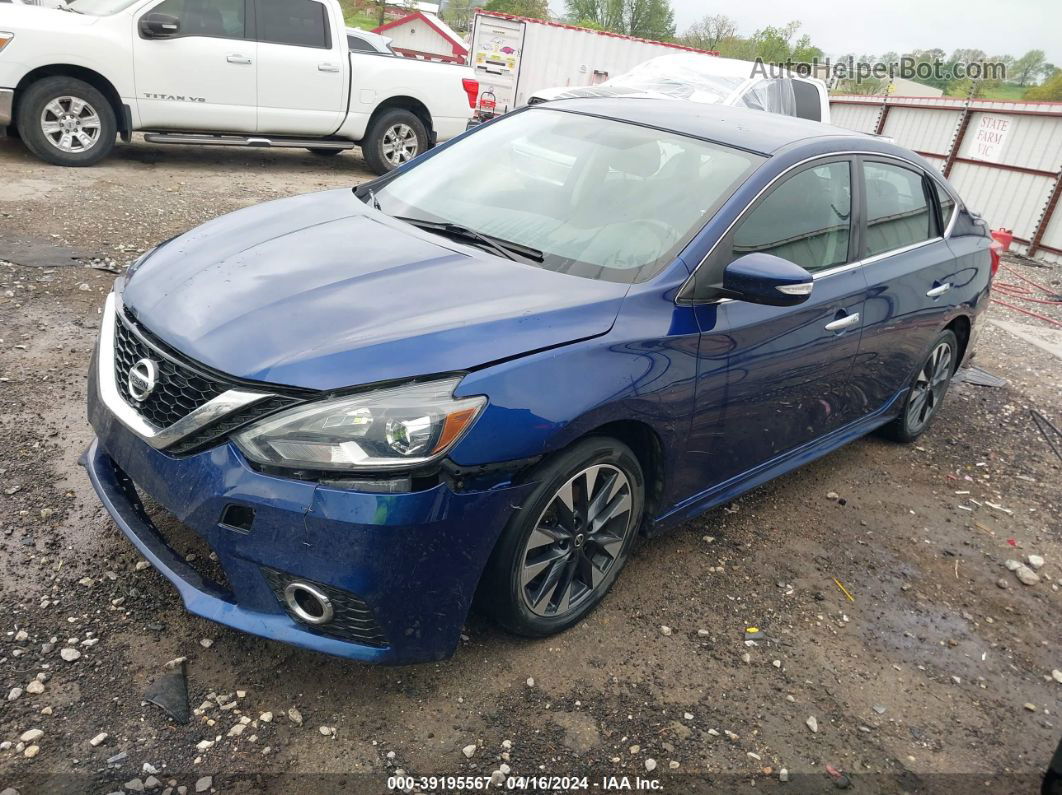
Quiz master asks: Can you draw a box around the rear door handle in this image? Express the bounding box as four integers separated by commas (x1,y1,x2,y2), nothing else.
926,283,952,298
825,313,861,332
318,63,341,72
227,54,253,65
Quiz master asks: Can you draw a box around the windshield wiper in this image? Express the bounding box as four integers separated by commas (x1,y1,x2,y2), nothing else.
395,216,543,263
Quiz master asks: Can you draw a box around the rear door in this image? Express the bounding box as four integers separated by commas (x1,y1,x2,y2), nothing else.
847,157,965,417
688,157,867,487
132,0,256,131
254,0,346,135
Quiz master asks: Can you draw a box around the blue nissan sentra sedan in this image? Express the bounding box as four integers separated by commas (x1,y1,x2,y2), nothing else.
85,99,996,664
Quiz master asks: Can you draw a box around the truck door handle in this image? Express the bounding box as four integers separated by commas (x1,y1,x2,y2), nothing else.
926,283,952,298
825,313,861,333
318,63,341,72
227,54,253,65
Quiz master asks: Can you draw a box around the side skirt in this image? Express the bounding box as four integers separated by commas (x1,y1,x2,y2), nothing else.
647,389,906,535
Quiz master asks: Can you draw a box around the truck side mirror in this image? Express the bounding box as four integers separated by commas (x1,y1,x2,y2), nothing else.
140,13,181,39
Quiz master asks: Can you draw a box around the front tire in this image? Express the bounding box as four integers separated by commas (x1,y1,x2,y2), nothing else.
479,437,645,637
17,76,116,167
880,329,958,443
361,108,428,175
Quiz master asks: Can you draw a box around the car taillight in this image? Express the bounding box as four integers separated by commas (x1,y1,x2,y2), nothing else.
462,78,479,110
989,239,1002,279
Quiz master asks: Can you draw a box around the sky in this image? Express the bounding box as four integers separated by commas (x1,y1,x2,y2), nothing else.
664,0,1062,65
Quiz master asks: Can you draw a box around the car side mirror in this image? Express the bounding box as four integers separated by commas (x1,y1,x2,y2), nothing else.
722,253,814,307
140,12,181,39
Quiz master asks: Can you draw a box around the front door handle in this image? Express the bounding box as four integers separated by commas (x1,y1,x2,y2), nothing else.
227,54,253,65
926,282,952,298
318,62,341,72
825,313,861,333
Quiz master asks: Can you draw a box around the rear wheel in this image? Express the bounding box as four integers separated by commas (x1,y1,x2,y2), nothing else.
17,76,116,167
479,437,644,637
361,108,428,175
880,329,958,443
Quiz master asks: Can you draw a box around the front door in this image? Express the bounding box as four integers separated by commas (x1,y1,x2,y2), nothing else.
254,0,345,135
688,158,867,489
132,0,257,132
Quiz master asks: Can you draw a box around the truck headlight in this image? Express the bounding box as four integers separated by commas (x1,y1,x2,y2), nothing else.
233,378,485,472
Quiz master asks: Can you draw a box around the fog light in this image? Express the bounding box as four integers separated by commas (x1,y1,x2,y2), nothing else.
283,582,334,625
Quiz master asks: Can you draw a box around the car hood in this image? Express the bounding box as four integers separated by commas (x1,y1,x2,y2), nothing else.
121,189,629,391
2,6,100,31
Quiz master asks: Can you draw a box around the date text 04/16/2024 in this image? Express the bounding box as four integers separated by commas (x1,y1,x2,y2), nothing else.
386,775,663,790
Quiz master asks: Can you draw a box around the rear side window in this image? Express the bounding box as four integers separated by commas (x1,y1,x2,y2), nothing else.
729,161,852,273
150,0,246,39
257,0,329,48
864,161,934,257
792,80,821,121
936,181,956,232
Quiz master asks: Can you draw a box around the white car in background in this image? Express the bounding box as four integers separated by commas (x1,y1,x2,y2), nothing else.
0,0,477,173
528,54,830,123
346,26,394,55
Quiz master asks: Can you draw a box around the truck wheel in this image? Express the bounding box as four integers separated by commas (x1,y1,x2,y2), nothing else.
307,148,344,157
17,76,117,167
362,109,428,175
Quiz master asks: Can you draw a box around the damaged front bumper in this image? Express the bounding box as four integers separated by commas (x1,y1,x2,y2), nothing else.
85,390,535,665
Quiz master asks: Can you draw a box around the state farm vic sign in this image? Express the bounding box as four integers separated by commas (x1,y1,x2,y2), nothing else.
968,114,1013,163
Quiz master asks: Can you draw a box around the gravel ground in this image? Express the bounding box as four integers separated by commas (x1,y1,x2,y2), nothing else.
0,135,1060,794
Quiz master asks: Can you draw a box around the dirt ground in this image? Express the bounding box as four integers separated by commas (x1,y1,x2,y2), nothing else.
0,134,1059,795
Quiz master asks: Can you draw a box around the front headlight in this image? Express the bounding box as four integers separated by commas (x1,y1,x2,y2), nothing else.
233,377,485,472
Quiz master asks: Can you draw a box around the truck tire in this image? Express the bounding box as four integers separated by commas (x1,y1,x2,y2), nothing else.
17,76,117,167
362,108,428,175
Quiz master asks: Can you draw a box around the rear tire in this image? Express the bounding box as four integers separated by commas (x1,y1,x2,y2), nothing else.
478,437,644,638
17,76,116,167
880,329,958,443
361,108,428,175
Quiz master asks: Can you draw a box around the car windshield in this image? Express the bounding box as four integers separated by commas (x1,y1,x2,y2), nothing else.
67,0,141,14
375,108,762,283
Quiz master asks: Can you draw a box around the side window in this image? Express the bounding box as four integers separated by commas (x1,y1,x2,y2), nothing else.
149,0,246,39
935,181,956,232
792,81,822,121
348,35,375,52
864,161,934,257
729,161,852,274
257,0,330,48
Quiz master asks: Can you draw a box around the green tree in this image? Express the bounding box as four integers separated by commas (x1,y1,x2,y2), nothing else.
680,13,736,51
566,0,675,40
1025,69,1062,100
442,0,474,32
484,0,549,19
1012,49,1046,86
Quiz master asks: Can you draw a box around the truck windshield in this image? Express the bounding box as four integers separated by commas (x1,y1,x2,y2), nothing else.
67,0,142,14
374,108,762,284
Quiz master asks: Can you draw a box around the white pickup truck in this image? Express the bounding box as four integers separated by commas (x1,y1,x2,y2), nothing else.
0,0,478,173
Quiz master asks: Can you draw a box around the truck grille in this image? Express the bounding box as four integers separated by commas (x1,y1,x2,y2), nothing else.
113,315,229,429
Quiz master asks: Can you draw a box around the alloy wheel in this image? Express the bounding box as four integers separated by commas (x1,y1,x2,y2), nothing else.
520,464,634,618
907,341,953,432
40,96,102,153
381,123,418,166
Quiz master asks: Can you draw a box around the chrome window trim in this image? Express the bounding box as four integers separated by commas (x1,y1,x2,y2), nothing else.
678,149,955,305
98,293,276,450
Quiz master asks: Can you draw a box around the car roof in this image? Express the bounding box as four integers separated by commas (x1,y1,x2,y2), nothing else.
537,98,876,157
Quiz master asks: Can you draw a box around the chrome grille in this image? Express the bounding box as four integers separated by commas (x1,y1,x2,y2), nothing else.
113,315,229,429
